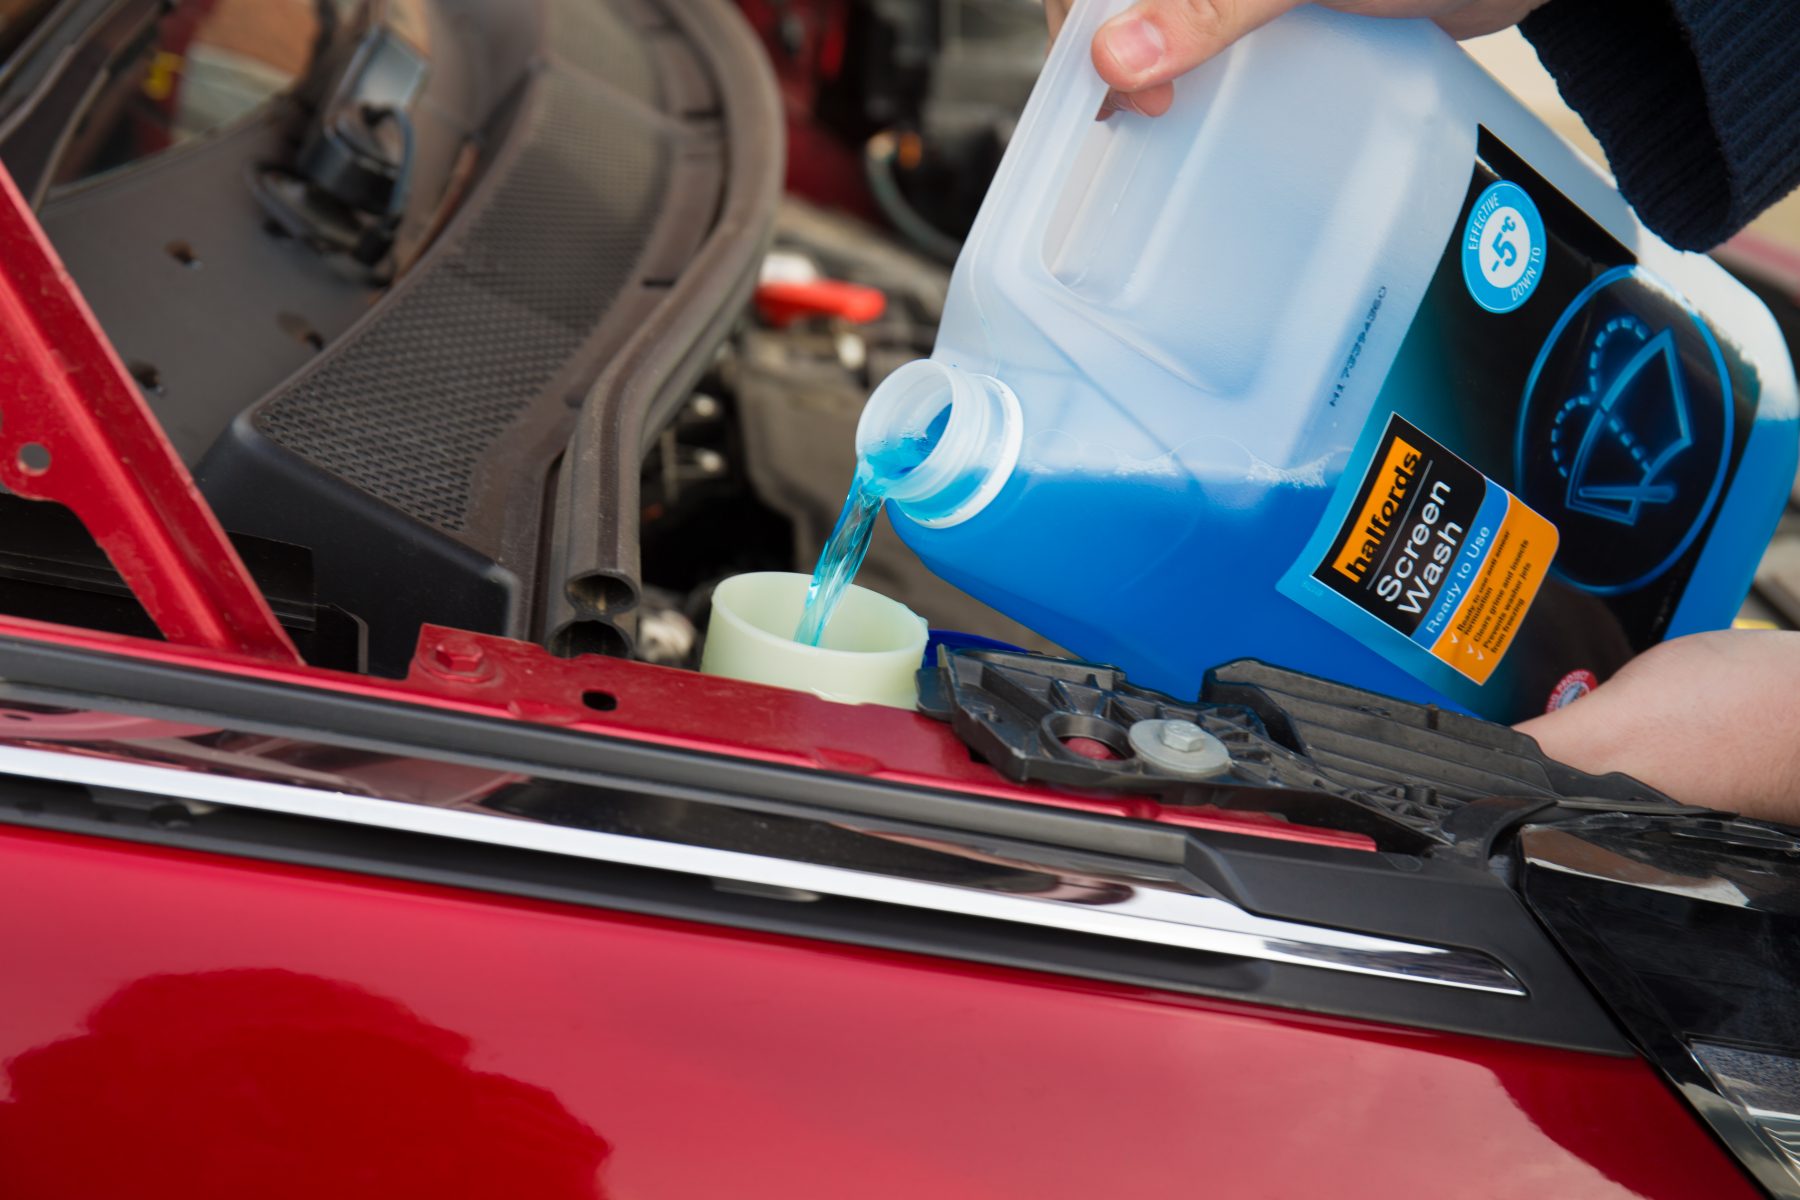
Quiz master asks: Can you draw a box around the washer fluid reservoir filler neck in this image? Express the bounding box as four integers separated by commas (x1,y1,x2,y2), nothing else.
856,360,1023,529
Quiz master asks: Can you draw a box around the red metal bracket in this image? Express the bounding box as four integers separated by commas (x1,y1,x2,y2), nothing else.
0,606,1374,851
0,163,300,663
396,625,1373,850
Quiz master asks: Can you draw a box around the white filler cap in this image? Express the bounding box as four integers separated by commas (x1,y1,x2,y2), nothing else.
699,572,928,709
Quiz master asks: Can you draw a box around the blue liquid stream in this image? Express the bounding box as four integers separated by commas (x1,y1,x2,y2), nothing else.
792,462,887,646
793,419,946,646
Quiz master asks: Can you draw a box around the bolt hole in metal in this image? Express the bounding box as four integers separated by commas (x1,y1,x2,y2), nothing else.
128,360,164,394
1044,712,1132,762
164,239,200,268
17,443,50,475
582,690,618,713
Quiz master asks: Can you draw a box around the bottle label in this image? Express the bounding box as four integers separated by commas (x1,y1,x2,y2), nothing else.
1299,414,1556,685
1280,129,1759,719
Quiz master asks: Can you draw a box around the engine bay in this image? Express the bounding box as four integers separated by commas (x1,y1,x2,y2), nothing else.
0,0,1797,840
0,0,1066,680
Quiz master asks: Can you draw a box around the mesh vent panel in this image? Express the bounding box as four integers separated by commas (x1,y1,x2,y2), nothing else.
254,70,669,533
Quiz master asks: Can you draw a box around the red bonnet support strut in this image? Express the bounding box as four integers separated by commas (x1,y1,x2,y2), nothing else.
0,164,301,664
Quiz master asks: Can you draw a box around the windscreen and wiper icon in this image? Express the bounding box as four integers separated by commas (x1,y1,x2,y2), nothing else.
1518,266,1734,595
1550,314,1693,527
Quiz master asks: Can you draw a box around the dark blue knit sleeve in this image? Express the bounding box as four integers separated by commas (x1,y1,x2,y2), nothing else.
1520,0,1800,251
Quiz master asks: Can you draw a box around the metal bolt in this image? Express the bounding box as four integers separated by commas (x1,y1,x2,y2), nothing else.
1128,718,1232,780
430,638,486,676
1159,720,1208,751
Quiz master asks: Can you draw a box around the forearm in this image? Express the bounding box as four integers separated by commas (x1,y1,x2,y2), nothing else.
1521,0,1800,250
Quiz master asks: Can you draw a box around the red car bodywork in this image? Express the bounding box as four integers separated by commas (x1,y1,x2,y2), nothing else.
0,822,1759,1199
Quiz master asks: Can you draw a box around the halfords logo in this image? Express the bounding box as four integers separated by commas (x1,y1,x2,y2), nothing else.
1333,435,1422,582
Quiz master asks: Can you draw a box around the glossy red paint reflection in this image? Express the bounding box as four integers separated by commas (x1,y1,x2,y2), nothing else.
0,970,611,1199
0,824,1759,1200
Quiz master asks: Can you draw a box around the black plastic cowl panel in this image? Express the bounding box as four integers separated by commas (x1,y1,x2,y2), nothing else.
920,649,1706,852
198,0,782,673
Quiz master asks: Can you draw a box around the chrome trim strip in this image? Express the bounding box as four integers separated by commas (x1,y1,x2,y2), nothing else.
0,743,1525,995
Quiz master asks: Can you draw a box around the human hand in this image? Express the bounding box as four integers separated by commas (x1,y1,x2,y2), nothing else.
1043,0,1548,117
1515,630,1800,825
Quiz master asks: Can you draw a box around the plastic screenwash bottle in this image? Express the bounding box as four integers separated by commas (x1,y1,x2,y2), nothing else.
855,0,1799,722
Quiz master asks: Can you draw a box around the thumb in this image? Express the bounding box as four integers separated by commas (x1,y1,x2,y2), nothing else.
1092,0,1304,92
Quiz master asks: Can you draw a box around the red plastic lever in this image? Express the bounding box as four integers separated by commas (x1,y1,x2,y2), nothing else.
753,279,888,328
0,164,302,664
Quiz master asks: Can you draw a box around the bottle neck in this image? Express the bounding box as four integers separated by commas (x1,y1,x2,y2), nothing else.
855,360,1022,528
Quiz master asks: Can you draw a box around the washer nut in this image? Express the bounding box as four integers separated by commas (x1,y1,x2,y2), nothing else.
1128,718,1233,780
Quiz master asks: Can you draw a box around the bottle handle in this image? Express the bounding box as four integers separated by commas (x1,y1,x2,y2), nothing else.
977,0,1134,271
